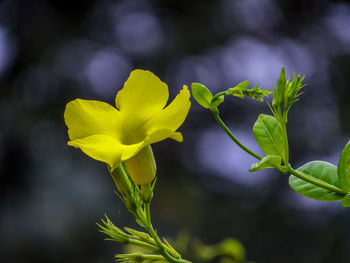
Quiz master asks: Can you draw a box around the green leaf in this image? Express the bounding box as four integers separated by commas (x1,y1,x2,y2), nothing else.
338,140,350,191
191,83,213,109
210,95,224,108
249,155,282,172
252,114,285,158
289,161,343,201
341,194,350,207
227,80,249,99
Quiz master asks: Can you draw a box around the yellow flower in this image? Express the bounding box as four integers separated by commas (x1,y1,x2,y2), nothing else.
64,69,191,184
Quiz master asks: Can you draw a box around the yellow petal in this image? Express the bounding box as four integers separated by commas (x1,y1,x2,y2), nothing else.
64,99,121,141
68,135,146,170
147,129,183,144
121,141,146,161
68,135,123,169
169,131,183,142
116,69,169,129
141,85,191,138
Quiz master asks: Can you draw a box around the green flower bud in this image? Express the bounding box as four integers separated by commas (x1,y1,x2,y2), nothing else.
109,164,132,196
141,183,153,203
271,67,305,122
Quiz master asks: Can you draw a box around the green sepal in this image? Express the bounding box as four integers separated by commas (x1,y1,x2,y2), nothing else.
227,80,250,99
124,227,152,242
249,155,282,172
210,95,225,108
135,218,146,228
341,194,350,207
191,83,213,109
252,114,285,159
97,215,131,243
337,140,350,191
289,161,343,201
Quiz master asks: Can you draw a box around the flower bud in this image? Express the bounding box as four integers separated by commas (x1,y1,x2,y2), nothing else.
109,164,132,196
124,145,156,185
141,183,153,203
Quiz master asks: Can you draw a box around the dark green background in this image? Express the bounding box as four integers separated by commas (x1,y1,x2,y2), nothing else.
1,0,350,262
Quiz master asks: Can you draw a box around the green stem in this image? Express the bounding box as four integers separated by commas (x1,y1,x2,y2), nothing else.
288,167,347,196
210,108,262,160
280,122,290,167
212,91,227,101
144,202,191,263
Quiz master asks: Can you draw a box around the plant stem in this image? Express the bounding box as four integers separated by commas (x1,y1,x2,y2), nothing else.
280,123,290,168
212,91,227,101
210,108,262,160
288,167,347,196
143,202,191,263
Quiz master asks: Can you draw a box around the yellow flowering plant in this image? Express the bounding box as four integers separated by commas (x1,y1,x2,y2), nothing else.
65,69,193,263
65,69,247,263
64,67,349,263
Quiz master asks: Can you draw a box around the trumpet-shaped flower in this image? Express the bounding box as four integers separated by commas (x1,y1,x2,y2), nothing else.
64,69,191,184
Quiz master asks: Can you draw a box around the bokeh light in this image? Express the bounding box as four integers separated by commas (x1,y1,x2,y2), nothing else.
84,47,131,98
0,25,16,77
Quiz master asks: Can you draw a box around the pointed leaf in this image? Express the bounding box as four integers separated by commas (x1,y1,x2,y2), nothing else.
338,140,350,191
289,161,343,201
249,155,282,172
227,80,249,99
253,114,285,158
191,83,213,109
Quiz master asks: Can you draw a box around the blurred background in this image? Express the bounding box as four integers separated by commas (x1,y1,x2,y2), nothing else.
1,0,350,262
